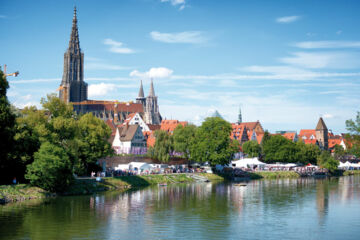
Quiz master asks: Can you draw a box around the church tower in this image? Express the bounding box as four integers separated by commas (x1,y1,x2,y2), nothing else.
315,117,328,150
136,80,146,106
237,107,242,124
143,79,161,125
59,7,88,108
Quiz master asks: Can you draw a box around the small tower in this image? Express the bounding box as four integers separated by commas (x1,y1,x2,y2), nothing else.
136,80,146,107
237,107,242,124
59,7,88,111
315,117,328,150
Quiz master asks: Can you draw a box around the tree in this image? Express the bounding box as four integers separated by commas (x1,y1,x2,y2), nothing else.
148,130,174,162
345,112,360,157
317,151,339,173
262,135,298,163
25,142,74,192
0,68,16,183
75,113,113,175
242,140,261,158
190,117,238,165
295,140,320,165
172,124,197,159
333,144,345,159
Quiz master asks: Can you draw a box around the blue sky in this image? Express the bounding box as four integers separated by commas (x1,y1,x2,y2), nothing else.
1,0,360,133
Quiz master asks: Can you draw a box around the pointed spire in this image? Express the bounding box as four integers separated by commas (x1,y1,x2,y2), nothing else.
316,117,328,130
149,78,155,97
238,106,242,124
138,80,144,98
68,6,80,52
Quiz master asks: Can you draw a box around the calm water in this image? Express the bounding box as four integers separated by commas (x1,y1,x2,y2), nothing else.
1,176,360,240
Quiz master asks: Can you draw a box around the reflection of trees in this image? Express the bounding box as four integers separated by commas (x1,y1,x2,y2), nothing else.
316,179,329,225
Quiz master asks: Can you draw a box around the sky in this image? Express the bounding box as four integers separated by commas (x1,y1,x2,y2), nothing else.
1,0,360,134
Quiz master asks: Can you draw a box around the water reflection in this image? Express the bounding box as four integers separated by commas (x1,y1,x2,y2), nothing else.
2,176,360,239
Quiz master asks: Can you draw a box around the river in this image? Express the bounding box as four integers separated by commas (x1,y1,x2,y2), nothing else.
1,176,360,240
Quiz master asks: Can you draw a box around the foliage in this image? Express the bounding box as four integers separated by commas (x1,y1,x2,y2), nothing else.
0,68,16,184
190,117,239,165
173,124,197,159
242,140,261,157
75,113,113,175
295,140,320,164
333,144,345,159
262,135,298,163
0,184,48,204
317,151,339,173
148,130,174,162
345,112,360,157
25,142,74,192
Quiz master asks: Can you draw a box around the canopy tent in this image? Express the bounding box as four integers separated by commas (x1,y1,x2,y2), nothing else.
231,158,265,169
129,162,152,172
114,164,130,171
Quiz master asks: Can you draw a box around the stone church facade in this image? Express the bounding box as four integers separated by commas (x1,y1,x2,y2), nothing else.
59,7,161,125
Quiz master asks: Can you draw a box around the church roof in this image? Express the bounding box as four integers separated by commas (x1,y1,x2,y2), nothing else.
316,117,328,130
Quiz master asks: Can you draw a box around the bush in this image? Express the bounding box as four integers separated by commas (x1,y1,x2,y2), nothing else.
25,142,74,192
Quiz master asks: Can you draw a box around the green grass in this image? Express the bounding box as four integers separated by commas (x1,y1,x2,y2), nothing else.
199,173,226,181
248,171,300,179
343,170,360,176
0,184,49,204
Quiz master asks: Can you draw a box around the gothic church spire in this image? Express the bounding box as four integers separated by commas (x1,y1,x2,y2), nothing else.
68,6,80,53
138,80,144,98
149,78,155,97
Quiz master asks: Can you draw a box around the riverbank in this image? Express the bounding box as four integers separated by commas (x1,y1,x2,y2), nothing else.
0,174,198,204
248,171,301,179
0,184,50,204
343,170,360,176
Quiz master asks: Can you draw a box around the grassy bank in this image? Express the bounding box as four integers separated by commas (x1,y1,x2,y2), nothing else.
199,173,226,181
0,184,50,204
343,170,360,176
248,171,301,179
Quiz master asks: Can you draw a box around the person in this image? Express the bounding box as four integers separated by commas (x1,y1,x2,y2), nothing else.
13,177,17,184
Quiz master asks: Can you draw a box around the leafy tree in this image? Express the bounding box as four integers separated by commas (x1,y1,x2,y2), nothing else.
345,112,360,157
295,140,320,165
173,124,197,159
317,151,339,173
262,135,298,163
190,117,238,165
242,140,261,157
75,113,113,175
0,68,16,183
148,130,174,162
25,142,74,192
333,144,345,159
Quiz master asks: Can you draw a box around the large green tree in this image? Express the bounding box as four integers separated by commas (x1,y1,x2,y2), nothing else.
148,130,174,162
190,117,239,165
262,135,298,163
172,124,197,159
295,140,320,165
242,140,261,158
75,113,113,175
0,68,16,183
25,142,74,192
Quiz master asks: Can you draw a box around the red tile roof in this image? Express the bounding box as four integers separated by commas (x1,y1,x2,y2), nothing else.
105,119,117,136
161,120,187,133
283,132,296,141
299,129,316,140
303,139,317,145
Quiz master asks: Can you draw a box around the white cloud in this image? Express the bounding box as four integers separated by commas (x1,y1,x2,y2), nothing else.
322,113,334,119
294,41,360,49
130,67,173,79
103,38,135,54
276,15,301,23
150,31,206,43
160,0,186,10
280,51,360,69
88,83,117,97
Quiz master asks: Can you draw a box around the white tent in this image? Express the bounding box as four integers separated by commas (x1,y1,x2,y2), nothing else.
231,158,265,168
129,162,152,172
114,164,129,171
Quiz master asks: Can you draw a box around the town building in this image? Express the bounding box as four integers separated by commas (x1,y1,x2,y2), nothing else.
231,120,265,144
112,124,147,154
58,7,162,125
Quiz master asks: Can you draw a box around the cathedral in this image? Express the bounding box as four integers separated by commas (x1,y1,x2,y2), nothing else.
59,7,161,125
